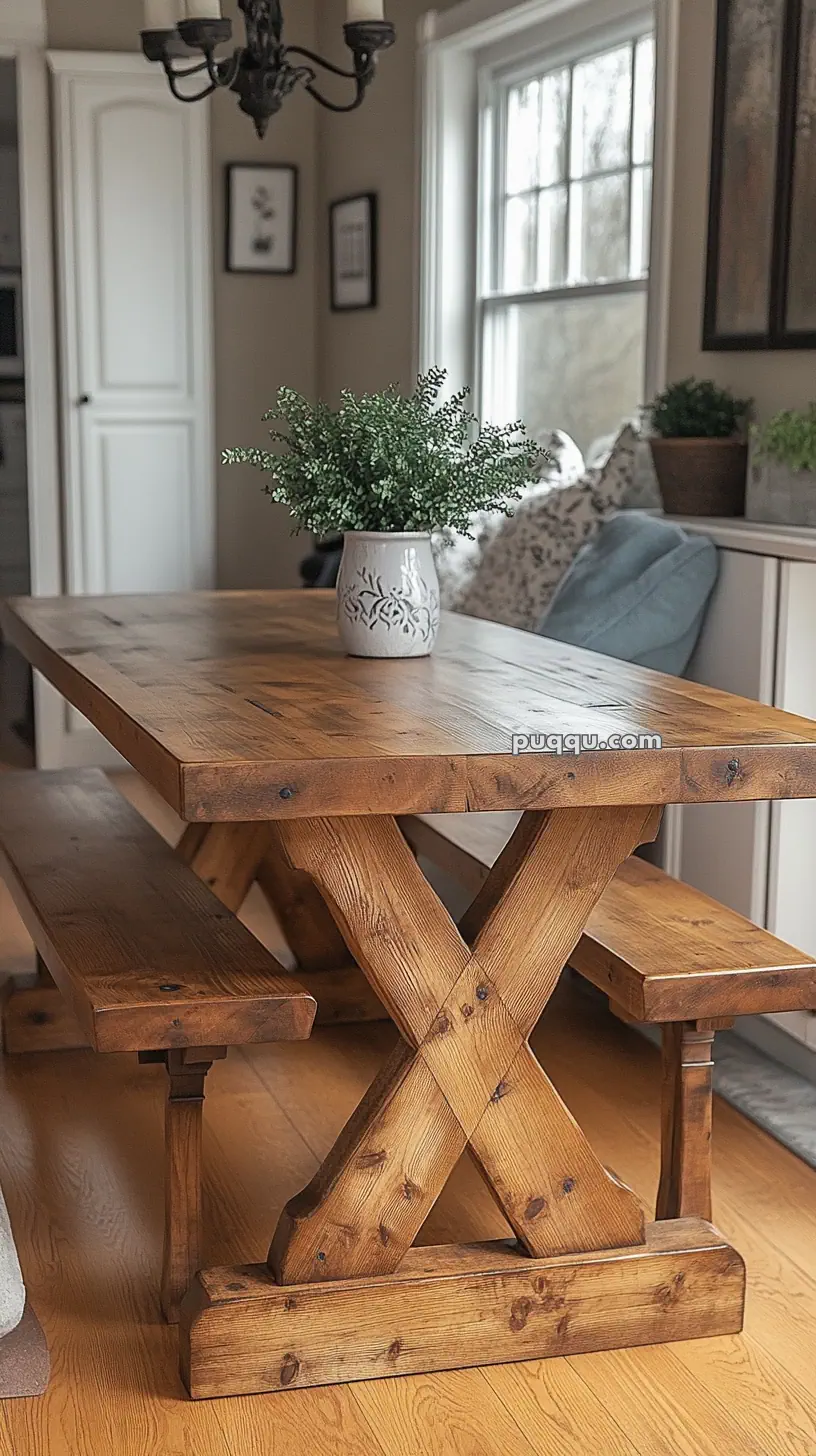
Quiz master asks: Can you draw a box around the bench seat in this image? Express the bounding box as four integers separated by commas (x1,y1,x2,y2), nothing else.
0,769,316,1053
402,809,816,1226
0,768,317,1319
402,812,816,1024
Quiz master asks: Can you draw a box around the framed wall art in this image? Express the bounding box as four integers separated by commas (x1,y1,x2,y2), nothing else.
330,193,378,311
226,164,298,275
704,0,816,349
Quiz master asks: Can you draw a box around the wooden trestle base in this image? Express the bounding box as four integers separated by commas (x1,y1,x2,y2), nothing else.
179,1219,745,1399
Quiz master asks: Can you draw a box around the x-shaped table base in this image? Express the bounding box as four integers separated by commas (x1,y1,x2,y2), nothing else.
179,802,747,1399
267,804,660,1284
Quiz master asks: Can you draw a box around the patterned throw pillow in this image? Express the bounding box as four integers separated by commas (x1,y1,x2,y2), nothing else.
433,430,585,611
452,424,639,630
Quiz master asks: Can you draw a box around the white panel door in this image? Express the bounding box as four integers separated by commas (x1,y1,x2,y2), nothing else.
46,52,214,767
767,560,816,1048
672,549,778,922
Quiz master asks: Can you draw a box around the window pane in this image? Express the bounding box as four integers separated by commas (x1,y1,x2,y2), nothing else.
630,165,651,278
570,172,630,283
539,68,569,185
482,290,647,456
633,34,655,165
537,186,567,287
570,44,632,177
506,81,540,194
503,194,537,290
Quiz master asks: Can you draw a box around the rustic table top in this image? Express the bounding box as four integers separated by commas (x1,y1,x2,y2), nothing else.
5,589,816,821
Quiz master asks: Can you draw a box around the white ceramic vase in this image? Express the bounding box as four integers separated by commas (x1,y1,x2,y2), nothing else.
336,531,440,658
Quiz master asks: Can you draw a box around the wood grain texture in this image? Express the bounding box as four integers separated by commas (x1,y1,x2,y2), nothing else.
656,1023,715,1222
180,1220,745,1399
0,769,316,1052
156,1048,223,1323
269,810,647,1281
5,591,816,820
176,821,273,913
409,813,816,1022
2,982,89,1053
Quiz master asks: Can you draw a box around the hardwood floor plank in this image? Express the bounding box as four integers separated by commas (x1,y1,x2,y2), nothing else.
674,1334,816,1456
350,1369,541,1456
570,1345,769,1456
482,1360,644,1456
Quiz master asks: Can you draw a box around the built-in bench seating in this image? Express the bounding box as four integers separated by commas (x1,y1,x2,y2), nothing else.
402,811,816,1223
0,769,317,1319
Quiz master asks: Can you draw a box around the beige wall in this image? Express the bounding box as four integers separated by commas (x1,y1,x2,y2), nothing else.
315,0,450,399
45,0,316,588
316,0,815,425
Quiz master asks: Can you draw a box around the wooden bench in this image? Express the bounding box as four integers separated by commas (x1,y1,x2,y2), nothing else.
402,811,816,1223
0,769,317,1320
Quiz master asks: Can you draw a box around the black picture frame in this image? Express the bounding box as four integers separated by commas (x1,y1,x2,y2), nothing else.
330,193,378,311
704,0,816,350
225,163,298,276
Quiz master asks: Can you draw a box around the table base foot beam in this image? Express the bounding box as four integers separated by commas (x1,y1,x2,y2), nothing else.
180,1218,745,1399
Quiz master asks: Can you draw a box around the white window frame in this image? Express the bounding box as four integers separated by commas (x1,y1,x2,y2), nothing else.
416,0,680,409
476,11,654,424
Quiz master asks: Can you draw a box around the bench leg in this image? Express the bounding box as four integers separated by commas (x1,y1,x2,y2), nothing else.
142,1047,226,1323
657,1020,723,1221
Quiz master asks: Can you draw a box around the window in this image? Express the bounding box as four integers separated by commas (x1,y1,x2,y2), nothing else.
479,28,655,457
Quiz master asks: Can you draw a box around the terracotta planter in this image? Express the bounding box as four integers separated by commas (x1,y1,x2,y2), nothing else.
649,437,748,517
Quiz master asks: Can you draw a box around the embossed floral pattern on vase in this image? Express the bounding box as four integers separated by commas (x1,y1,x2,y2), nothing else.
337,533,441,658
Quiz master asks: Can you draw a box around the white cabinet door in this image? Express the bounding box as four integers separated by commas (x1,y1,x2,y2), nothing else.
672,549,777,922
767,560,816,1048
45,52,214,768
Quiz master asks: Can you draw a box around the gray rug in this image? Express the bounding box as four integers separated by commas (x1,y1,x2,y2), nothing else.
0,1303,49,1399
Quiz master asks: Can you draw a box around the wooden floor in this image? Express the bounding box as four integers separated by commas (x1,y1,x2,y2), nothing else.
1,777,816,1453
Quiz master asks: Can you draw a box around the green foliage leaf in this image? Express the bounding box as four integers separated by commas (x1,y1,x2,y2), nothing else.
753,404,816,474
647,377,751,440
223,368,546,536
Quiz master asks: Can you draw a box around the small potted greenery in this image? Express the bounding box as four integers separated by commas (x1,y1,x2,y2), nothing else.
224,368,541,658
646,377,751,517
748,405,816,527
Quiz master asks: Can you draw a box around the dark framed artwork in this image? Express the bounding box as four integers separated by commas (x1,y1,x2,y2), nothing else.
226,164,298,275
330,193,378,311
704,0,816,349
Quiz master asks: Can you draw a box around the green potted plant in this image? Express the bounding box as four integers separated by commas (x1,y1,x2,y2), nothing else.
224,368,541,658
646,377,751,517
748,405,816,527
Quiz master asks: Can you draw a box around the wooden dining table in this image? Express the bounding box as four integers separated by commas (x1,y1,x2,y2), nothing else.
4,587,816,1400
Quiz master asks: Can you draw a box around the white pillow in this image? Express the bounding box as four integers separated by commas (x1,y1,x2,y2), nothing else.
453,424,639,630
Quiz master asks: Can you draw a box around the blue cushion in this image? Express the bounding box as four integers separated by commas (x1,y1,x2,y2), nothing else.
537,512,719,676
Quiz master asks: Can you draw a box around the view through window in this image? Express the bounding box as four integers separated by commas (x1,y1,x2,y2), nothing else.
480,30,655,457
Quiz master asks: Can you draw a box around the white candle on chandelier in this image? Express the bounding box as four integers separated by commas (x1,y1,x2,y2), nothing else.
185,0,223,18
347,0,385,21
144,0,182,29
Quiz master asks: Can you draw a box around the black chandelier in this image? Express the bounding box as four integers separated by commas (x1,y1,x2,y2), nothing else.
141,1,396,140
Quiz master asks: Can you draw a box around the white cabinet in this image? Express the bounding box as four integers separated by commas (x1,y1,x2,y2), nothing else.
766,562,816,1049
671,525,816,1054
677,549,776,923
46,52,214,768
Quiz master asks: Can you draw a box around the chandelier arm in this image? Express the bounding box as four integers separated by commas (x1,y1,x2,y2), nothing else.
163,62,219,104
283,44,364,81
203,47,244,89
302,76,368,112
160,56,213,80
